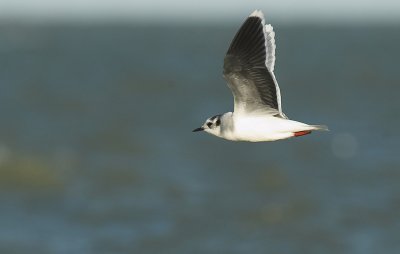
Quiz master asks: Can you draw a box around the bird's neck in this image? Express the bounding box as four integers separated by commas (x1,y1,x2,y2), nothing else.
218,112,236,140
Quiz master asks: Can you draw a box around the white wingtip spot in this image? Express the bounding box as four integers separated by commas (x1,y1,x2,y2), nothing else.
265,24,274,34
249,10,264,20
263,23,276,72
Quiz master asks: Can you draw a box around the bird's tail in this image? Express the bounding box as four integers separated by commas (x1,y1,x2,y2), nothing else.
310,125,329,131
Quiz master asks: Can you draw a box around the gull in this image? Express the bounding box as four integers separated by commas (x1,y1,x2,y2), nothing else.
193,10,328,142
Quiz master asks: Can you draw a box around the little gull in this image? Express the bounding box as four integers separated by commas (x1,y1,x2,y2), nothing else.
193,10,328,142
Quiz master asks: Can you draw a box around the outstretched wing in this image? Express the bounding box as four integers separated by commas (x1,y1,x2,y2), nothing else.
223,10,285,117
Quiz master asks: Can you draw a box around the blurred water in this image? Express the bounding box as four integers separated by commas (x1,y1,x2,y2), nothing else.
0,23,399,254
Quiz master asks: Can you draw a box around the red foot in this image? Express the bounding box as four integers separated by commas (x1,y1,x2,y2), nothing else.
294,130,312,137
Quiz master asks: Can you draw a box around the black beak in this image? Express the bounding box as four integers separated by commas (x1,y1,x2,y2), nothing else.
192,127,204,132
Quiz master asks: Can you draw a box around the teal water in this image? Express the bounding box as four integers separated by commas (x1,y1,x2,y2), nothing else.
0,23,399,254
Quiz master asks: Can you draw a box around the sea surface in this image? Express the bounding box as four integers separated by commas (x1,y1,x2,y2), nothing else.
0,22,399,254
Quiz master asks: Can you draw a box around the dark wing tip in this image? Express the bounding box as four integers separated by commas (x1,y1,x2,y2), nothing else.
225,14,266,72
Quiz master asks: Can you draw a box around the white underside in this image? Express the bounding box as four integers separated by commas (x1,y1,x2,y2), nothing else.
221,115,319,142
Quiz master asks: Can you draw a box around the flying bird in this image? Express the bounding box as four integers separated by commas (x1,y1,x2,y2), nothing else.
193,10,328,142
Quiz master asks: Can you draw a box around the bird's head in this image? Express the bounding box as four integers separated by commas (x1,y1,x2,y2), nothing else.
193,114,222,136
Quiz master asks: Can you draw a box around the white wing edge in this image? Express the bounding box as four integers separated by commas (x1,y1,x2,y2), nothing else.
270,72,286,118
249,9,265,19
264,24,276,72
249,10,276,72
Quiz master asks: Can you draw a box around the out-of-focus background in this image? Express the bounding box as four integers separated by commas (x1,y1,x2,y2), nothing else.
0,1,399,253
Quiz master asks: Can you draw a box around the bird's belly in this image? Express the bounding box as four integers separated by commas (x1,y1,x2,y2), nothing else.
232,117,300,142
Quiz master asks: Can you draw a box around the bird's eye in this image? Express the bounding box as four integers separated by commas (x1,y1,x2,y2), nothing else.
216,119,221,126
207,122,212,128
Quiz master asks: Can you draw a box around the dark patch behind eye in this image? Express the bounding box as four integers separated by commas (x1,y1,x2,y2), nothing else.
216,119,221,126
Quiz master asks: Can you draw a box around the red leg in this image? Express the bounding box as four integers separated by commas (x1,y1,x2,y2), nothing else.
293,130,312,137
